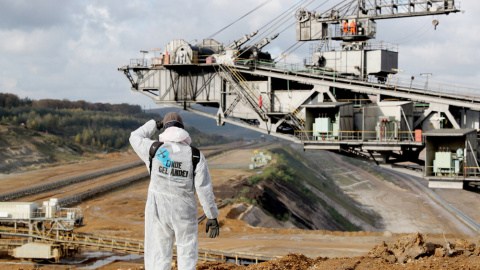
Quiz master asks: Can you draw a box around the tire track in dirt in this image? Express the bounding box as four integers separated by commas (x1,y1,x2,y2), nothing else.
326,152,473,235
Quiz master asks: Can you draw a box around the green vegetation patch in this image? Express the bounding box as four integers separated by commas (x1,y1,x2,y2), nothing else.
247,153,295,185
0,93,236,153
241,145,383,231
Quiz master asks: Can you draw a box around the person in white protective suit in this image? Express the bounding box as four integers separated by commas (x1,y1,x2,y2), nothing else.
129,112,220,270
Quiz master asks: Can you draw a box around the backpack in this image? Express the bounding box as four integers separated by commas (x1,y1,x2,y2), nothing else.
148,141,201,176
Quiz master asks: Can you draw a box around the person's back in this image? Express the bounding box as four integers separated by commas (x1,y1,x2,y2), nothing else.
129,112,219,270
149,134,196,202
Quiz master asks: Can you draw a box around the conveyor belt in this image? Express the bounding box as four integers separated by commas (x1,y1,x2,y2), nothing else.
237,64,480,110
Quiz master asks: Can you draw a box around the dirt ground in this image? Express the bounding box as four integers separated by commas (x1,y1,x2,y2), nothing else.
433,187,480,226
1,145,480,269
322,151,475,235
99,233,480,270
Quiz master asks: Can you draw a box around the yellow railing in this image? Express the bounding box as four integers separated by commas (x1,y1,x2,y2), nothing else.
291,107,305,125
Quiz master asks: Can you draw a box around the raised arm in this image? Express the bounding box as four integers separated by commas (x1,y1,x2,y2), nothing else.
129,119,157,165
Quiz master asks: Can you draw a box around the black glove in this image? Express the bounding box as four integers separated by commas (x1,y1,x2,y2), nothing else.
206,218,219,238
156,121,163,130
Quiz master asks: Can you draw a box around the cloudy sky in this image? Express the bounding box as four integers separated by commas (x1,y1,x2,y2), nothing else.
1,0,478,108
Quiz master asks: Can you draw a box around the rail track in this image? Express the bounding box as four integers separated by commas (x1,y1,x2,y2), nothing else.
57,171,149,207
0,161,144,202
16,166,147,206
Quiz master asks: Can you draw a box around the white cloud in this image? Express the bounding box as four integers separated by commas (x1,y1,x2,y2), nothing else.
0,75,20,94
0,28,59,54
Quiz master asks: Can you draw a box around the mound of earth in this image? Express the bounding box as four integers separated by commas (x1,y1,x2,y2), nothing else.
367,232,480,263
189,233,480,270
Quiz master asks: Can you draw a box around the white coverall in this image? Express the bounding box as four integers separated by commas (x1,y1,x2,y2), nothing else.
129,120,219,270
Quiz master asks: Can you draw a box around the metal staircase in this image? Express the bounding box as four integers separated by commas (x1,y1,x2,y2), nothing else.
290,107,305,129
218,64,268,120
218,63,308,134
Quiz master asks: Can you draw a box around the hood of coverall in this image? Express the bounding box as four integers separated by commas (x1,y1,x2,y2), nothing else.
159,126,191,145
160,112,191,144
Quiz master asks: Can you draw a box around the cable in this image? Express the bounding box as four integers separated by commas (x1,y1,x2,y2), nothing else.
241,0,312,51
257,0,307,32
274,0,351,61
273,0,340,62
282,0,358,59
238,0,325,58
387,18,431,43
397,25,433,44
278,0,332,36
205,0,273,40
